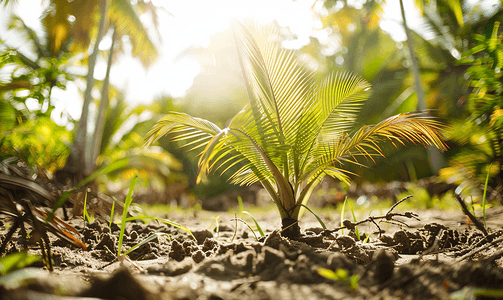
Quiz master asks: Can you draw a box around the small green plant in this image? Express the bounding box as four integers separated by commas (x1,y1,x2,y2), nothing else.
209,215,221,237
299,204,326,230
117,175,138,256
237,196,264,237
318,267,360,291
241,211,265,237
237,195,245,212
109,200,115,228
146,22,446,237
82,190,94,224
441,21,503,203
0,251,40,275
347,200,360,240
117,175,193,258
482,162,492,228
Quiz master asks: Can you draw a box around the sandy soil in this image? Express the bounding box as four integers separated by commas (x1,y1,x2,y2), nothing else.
1,205,503,300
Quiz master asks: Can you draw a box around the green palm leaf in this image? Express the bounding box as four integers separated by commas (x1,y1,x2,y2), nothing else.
145,112,222,147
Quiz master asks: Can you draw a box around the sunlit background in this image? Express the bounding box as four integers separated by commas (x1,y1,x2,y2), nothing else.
0,0,433,123
1,0,503,208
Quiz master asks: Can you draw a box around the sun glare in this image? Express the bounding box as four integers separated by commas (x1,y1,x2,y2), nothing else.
0,0,428,118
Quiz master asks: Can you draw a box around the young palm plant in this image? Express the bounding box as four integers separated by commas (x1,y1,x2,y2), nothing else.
146,23,447,238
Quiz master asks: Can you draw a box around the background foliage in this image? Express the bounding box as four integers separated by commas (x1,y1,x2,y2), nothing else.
1,0,503,205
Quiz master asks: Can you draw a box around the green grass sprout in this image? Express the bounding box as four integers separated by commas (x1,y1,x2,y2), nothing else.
340,198,347,235
482,162,492,228
109,200,115,228
242,211,265,237
317,267,360,291
347,200,360,240
210,215,221,237
83,190,93,224
299,204,326,230
125,216,194,240
0,251,40,275
123,232,170,256
237,196,245,212
237,195,265,237
118,174,138,256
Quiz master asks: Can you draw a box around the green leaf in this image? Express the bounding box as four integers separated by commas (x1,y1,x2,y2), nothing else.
118,175,138,256
347,200,360,240
482,162,492,228
242,211,265,237
125,216,195,240
0,251,40,275
123,232,169,256
299,204,326,230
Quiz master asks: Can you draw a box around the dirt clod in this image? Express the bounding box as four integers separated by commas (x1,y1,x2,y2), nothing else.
372,249,395,284
193,229,214,245
80,268,149,300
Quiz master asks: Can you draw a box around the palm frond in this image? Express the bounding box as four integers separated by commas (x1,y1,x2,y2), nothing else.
233,22,285,152
109,0,158,67
305,112,447,184
144,112,222,147
318,72,372,138
296,72,372,176
8,15,48,59
347,112,447,154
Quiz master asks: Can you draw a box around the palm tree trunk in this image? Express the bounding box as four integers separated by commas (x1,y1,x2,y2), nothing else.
63,0,109,178
399,0,426,111
399,0,446,174
89,26,116,173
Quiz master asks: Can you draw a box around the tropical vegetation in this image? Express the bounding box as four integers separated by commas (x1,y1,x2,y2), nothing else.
441,22,503,204
146,23,447,237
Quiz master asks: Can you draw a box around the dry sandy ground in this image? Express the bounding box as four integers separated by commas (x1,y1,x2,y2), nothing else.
1,206,503,300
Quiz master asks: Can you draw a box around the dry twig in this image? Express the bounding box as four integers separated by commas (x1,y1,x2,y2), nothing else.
455,195,488,236
230,217,259,241
328,195,419,236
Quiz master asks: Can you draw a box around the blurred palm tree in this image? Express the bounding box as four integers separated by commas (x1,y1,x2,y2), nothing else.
48,0,160,178
0,14,79,170
0,0,171,190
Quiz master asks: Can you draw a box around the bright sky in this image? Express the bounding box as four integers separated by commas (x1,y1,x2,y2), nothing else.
0,0,476,124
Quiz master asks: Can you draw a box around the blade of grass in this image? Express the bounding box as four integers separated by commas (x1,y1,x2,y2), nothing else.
123,232,169,256
347,200,360,240
299,204,326,230
109,201,115,228
237,196,245,212
242,211,265,237
213,215,220,238
125,215,195,240
118,175,138,256
340,197,347,235
83,190,89,223
482,162,492,228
